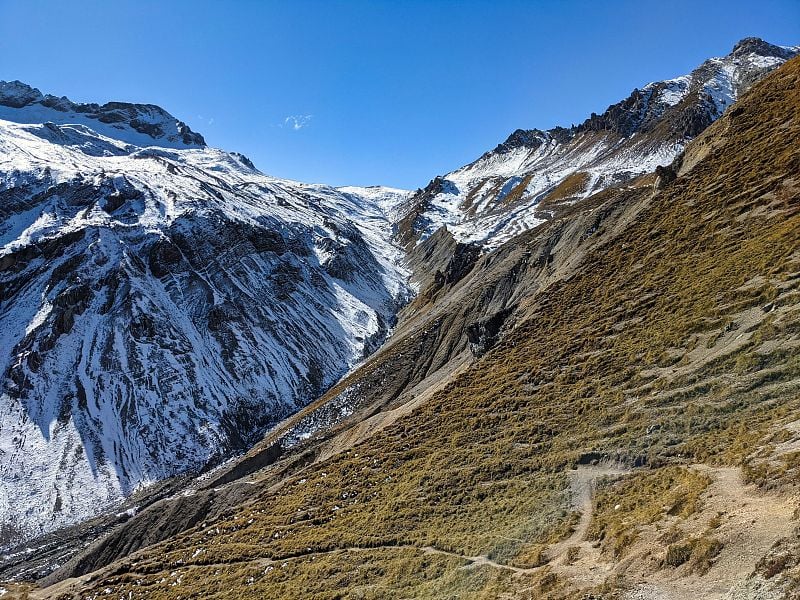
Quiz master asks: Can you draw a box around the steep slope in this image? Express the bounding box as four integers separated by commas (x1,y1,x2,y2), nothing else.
25,53,800,600
0,91,412,547
397,37,799,249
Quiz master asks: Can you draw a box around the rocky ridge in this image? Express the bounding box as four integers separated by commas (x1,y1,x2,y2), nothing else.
396,37,799,250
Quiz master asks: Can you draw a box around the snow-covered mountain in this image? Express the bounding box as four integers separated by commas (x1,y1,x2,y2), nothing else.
397,37,800,250
0,81,205,149
0,84,412,545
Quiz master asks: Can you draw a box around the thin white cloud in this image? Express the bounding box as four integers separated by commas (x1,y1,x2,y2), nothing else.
283,114,313,130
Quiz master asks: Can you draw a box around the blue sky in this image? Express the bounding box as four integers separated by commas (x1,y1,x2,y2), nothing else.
1,0,798,188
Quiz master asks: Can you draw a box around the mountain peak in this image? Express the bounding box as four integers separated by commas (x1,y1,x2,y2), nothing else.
0,80,205,149
0,80,43,107
731,36,798,59
495,128,547,153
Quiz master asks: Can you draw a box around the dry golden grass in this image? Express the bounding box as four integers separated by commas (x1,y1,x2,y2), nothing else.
501,173,535,206
588,467,711,558
542,171,590,203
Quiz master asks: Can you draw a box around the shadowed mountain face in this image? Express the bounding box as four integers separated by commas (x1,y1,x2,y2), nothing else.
0,104,412,545
396,38,799,250
23,52,800,600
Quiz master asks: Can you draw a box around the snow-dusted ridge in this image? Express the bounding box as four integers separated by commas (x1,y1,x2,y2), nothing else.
0,80,205,150
0,93,412,545
397,37,800,250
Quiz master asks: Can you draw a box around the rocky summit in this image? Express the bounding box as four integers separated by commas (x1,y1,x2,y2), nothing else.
1,36,800,600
